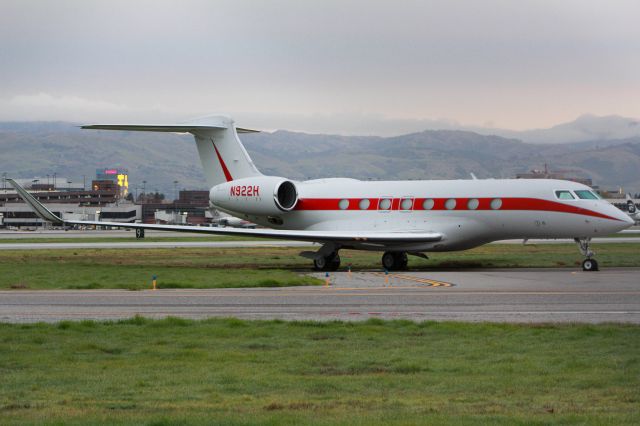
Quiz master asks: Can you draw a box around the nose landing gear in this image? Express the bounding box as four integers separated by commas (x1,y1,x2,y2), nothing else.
574,238,599,271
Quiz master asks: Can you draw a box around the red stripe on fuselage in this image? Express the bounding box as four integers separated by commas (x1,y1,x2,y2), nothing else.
212,142,233,182
293,197,620,221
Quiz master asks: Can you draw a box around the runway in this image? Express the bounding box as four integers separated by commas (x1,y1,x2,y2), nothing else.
2,268,639,324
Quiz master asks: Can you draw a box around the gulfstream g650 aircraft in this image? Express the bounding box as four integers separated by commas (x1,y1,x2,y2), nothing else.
9,115,633,272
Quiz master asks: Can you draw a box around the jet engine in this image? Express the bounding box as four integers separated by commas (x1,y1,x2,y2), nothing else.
210,176,299,216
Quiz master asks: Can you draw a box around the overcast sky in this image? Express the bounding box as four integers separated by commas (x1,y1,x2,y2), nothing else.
1,0,639,134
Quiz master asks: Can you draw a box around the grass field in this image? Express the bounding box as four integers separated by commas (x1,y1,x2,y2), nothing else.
1,243,640,290
0,235,265,244
1,318,638,425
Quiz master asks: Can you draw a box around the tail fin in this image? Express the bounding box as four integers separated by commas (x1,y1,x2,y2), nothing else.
626,194,637,215
82,115,262,188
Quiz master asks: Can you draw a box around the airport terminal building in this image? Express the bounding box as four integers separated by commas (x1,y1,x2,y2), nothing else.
0,173,141,228
0,171,212,228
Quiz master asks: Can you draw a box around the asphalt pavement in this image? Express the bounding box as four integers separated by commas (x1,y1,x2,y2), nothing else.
2,268,638,324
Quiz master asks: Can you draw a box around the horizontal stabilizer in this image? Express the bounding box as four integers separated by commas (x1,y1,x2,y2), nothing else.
81,124,258,133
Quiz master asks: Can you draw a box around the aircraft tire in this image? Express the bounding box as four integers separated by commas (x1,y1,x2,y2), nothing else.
396,252,408,270
382,252,396,270
313,257,326,271
328,254,341,271
582,258,599,272
382,252,408,271
313,253,340,271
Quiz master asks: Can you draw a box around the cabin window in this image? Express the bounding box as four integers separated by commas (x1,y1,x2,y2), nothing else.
359,199,370,210
490,198,502,210
467,198,479,210
379,198,392,210
423,199,435,210
338,199,350,210
445,198,456,210
574,190,598,200
555,190,575,200
400,198,413,210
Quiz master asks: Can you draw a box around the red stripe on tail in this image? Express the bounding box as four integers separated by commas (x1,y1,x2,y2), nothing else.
212,141,233,182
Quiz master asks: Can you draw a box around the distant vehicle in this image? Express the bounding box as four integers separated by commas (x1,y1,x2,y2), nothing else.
9,114,633,272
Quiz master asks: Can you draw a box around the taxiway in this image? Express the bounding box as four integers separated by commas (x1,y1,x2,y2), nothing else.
2,268,638,324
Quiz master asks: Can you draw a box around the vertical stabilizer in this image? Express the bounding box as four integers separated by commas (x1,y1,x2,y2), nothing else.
82,114,262,188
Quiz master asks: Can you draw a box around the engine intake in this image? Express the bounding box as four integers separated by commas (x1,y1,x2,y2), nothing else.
275,180,298,211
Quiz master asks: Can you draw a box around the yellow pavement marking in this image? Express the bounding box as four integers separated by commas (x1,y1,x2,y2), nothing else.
370,272,454,287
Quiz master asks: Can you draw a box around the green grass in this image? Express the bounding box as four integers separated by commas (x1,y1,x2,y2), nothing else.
0,319,638,425
0,235,265,244
1,243,640,290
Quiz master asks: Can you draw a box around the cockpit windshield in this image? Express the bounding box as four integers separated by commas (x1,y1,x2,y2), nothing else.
555,190,575,200
574,190,599,200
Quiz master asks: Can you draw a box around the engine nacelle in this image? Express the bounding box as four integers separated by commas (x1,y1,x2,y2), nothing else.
210,176,298,216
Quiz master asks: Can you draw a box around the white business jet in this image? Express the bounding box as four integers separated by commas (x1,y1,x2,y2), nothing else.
8,115,633,272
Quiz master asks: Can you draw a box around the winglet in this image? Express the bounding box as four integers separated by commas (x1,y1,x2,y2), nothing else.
6,179,64,225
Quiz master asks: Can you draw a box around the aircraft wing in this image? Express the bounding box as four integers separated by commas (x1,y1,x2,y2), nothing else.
6,179,443,244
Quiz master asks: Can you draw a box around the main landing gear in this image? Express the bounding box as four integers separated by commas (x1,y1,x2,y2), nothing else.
575,238,598,272
313,252,341,271
300,244,341,271
381,251,408,271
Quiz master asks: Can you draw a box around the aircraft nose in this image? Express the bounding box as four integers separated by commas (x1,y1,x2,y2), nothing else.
612,206,635,228
598,202,634,233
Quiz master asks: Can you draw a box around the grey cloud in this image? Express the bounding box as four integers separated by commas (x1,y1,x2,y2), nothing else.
1,0,639,132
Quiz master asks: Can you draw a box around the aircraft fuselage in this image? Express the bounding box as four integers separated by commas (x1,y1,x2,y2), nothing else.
212,177,632,252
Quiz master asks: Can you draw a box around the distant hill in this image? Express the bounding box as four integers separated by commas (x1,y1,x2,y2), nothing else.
1,122,639,195
485,114,640,144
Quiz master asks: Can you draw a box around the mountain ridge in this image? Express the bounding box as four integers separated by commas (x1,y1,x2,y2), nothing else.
1,122,639,195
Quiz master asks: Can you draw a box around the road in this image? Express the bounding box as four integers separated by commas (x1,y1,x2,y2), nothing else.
2,268,638,323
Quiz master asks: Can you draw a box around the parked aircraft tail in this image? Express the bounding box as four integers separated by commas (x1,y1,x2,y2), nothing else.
82,115,262,188
626,194,636,214
626,194,638,221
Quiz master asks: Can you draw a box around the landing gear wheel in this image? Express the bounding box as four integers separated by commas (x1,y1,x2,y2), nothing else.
381,251,408,271
582,258,599,272
575,238,599,272
313,253,341,271
313,256,326,271
397,252,408,269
